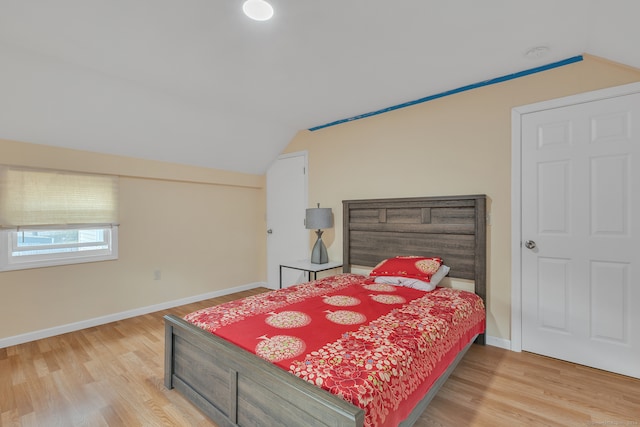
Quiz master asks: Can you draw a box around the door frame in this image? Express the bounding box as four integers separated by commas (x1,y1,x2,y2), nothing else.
510,81,640,352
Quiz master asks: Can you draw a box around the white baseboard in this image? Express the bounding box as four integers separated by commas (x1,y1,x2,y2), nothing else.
0,281,266,349
486,335,511,350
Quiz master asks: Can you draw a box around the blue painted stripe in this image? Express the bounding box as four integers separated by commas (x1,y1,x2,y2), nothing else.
309,55,584,131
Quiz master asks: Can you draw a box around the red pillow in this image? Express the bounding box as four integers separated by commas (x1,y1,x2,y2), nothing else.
370,256,443,281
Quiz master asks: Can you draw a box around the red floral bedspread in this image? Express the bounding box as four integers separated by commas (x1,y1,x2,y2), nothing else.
184,274,485,427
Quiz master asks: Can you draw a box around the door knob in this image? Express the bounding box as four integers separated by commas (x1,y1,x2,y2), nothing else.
267,229,273,234
524,240,536,249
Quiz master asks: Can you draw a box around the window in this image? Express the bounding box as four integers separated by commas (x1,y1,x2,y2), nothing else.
0,165,119,271
1,226,118,270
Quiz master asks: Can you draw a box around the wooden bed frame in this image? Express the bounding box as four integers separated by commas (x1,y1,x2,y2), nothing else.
164,194,487,427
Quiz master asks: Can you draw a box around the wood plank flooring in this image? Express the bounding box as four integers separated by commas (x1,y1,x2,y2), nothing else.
1,288,638,426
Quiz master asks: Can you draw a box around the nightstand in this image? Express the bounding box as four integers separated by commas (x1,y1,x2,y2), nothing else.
279,260,343,288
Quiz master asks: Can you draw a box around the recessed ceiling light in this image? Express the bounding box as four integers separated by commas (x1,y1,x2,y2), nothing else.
524,46,550,59
243,0,274,21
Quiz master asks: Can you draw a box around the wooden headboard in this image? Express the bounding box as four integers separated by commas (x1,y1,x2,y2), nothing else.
342,194,487,319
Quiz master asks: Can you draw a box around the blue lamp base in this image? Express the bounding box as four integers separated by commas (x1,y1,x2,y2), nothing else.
310,229,328,264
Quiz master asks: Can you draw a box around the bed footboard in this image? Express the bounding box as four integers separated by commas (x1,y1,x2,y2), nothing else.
164,314,365,427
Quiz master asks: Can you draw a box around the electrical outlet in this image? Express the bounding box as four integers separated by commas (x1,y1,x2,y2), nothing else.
154,269,161,280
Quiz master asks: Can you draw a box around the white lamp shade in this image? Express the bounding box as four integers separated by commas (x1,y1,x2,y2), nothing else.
242,0,274,21
305,207,332,230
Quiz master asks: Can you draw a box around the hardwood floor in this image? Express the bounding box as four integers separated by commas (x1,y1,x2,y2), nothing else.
416,346,639,427
1,288,638,426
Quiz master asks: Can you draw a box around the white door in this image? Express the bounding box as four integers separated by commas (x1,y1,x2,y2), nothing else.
520,92,640,378
266,152,308,289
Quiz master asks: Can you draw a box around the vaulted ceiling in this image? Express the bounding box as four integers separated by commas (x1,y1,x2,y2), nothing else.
1,0,639,174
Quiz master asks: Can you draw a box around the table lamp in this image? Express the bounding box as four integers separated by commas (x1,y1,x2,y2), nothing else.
305,204,333,264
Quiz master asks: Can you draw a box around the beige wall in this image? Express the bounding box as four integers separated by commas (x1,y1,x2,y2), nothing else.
2,55,639,344
0,139,266,340
283,55,640,341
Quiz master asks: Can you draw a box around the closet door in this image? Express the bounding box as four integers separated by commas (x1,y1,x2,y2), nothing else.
520,92,640,378
266,152,308,289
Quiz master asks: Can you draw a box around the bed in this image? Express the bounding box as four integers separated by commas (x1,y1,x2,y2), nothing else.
164,194,487,427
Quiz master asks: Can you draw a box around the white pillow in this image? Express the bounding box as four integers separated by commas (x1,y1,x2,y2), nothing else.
374,265,450,292
429,264,450,286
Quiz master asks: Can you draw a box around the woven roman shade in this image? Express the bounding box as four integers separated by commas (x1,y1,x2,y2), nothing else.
0,165,119,229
